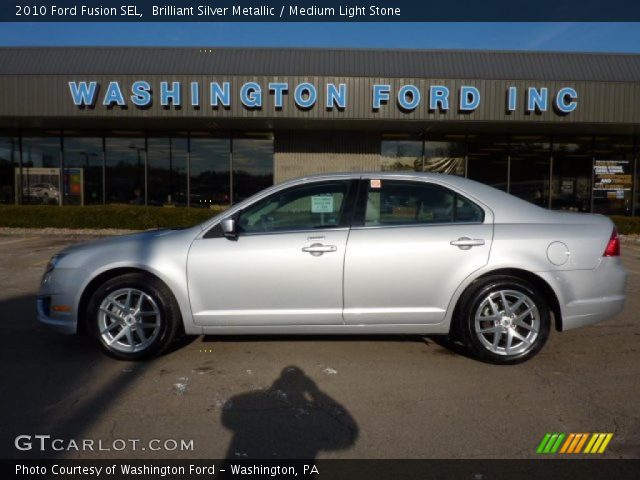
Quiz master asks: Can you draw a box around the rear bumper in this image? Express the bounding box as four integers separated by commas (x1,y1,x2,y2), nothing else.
561,295,626,330
538,257,627,331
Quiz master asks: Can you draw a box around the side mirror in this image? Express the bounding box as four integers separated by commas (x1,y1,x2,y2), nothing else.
220,218,237,239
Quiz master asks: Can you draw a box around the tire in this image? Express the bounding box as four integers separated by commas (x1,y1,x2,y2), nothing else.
87,273,181,360
457,275,550,364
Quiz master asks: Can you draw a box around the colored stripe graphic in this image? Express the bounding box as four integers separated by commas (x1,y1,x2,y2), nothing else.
550,433,565,453
574,433,589,453
536,433,552,454
537,433,613,454
565,433,588,454
559,433,575,453
584,433,614,454
536,433,565,454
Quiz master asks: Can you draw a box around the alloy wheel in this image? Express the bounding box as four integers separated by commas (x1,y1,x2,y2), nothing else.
97,288,162,353
473,289,540,356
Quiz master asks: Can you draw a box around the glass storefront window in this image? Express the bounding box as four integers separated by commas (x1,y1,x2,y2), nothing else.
509,136,551,207
20,135,62,205
635,138,639,217
380,134,423,171
105,136,146,204
0,134,19,204
233,136,274,203
190,135,231,207
424,135,466,175
63,136,104,205
552,137,593,212
147,137,188,206
593,137,635,216
3,131,636,217
466,135,509,191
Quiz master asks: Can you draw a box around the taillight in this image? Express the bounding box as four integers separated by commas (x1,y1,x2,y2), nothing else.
603,228,620,257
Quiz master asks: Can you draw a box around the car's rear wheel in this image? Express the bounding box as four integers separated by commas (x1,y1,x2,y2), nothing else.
458,275,550,364
87,273,180,360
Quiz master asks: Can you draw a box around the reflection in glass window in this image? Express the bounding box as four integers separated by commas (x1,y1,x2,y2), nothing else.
636,139,640,216
466,135,509,191
190,136,230,207
63,136,104,205
364,180,484,226
0,135,19,204
593,137,635,216
424,135,466,175
380,135,423,171
509,137,551,207
233,137,274,203
552,137,593,212
105,137,145,204
237,181,349,234
147,137,188,206
20,136,62,205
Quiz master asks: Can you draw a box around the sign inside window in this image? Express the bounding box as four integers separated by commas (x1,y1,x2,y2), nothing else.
593,160,632,191
311,195,334,213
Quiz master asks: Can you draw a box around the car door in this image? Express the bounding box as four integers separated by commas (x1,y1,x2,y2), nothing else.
343,177,493,325
187,179,357,326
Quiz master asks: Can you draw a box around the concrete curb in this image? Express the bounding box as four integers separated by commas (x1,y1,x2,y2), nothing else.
620,234,640,246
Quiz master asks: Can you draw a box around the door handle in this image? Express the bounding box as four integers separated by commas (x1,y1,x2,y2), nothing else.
450,237,485,250
302,243,337,256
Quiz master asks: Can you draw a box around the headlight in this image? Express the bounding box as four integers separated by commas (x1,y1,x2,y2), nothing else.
44,254,65,275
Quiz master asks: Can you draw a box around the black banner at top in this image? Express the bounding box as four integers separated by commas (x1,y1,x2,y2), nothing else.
4,0,640,22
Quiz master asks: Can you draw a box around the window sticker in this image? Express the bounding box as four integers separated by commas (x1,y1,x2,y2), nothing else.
311,195,334,213
370,179,381,189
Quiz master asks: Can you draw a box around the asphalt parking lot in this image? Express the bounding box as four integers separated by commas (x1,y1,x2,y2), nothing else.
0,232,639,460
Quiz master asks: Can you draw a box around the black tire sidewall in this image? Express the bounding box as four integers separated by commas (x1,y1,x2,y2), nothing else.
460,276,551,365
87,273,179,360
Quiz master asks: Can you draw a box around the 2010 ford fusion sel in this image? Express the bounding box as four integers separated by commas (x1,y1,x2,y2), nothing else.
38,172,627,364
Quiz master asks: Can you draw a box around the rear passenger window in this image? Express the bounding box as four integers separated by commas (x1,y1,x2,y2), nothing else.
364,180,484,226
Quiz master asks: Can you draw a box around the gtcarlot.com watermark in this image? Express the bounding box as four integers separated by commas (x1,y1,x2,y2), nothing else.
15,435,194,452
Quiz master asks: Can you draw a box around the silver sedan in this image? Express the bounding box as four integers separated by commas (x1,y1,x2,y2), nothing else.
38,172,627,364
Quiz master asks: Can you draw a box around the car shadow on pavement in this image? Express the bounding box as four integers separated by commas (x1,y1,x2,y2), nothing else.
202,333,473,358
201,334,428,344
424,335,477,359
220,366,358,460
0,293,155,459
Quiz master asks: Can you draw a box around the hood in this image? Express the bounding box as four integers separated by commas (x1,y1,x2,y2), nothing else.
58,227,194,257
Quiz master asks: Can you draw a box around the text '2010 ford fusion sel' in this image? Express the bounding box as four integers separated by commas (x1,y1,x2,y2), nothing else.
38,172,627,364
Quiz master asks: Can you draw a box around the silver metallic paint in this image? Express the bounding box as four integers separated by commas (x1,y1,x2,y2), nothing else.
37,172,627,338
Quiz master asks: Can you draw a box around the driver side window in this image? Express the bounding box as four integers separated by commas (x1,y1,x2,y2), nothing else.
236,181,350,234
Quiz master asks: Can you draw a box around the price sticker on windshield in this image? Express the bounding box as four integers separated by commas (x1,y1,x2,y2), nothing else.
370,179,381,189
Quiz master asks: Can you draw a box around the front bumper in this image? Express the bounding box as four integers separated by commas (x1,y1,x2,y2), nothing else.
37,295,78,334
37,267,83,335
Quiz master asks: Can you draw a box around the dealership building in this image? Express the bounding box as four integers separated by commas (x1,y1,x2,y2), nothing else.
0,47,638,215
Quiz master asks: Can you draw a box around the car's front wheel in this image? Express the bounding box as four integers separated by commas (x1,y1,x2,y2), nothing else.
87,273,181,360
458,275,551,364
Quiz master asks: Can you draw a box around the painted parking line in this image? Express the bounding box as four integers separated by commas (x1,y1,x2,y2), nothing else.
0,237,40,246
30,259,50,267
